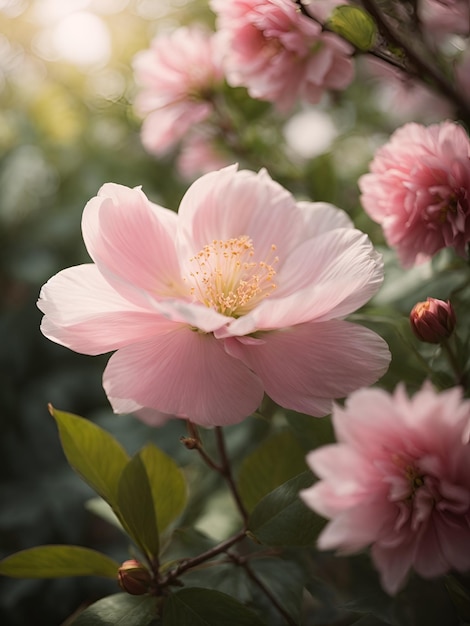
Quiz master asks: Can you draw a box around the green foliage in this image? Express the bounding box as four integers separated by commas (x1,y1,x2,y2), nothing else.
162,588,266,626
328,6,377,52
237,430,308,512
248,472,326,546
139,443,188,536
51,406,129,508
0,546,119,579
117,454,160,560
72,593,159,626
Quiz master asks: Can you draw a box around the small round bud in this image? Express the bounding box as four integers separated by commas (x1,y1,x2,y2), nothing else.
410,298,456,344
118,559,152,595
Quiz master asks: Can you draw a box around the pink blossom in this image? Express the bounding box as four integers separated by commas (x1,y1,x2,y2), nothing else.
210,0,354,112
176,130,231,181
301,384,470,595
358,120,470,267
418,0,470,37
133,26,224,156
38,166,389,427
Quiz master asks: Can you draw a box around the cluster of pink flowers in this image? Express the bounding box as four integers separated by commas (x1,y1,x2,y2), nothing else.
210,0,354,112
301,383,470,594
133,26,224,156
359,120,470,267
38,166,389,427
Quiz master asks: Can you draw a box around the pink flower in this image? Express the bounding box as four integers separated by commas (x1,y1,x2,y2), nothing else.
210,0,354,112
301,384,470,595
418,0,470,37
176,130,231,181
359,120,470,267
38,166,389,427
133,26,224,156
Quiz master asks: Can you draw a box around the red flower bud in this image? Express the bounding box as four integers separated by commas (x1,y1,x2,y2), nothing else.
118,560,152,595
410,298,456,344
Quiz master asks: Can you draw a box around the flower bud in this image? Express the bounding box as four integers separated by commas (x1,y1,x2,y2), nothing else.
410,298,456,343
118,560,152,595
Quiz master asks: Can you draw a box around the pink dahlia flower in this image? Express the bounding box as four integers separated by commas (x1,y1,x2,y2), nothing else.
301,384,470,595
38,166,389,427
210,0,354,112
359,120,470,267
133,26,224,156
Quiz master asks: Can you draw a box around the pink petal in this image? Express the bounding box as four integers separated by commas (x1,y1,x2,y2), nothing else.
82,183,183,307
103,324,264,426
297,201,354,236
176,166,304,263
371,541,414,595
225,320,390,416
38,264,165,355
226,228,383,335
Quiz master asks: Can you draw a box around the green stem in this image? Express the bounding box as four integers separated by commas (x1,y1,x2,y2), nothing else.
441,338,467,388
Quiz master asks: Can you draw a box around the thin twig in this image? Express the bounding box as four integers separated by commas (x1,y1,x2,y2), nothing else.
228,552,298,626
361,0,470,120
214,426,250,524
160,529,247,586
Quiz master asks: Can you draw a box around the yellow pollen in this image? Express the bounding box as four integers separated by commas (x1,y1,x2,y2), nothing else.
186,236,278,316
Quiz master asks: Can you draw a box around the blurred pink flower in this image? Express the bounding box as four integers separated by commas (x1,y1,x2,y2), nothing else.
210,0,354,112
133,26,224,156
301,384,470,595
359,120,470,267
418,0,470,37
176,131,231,181
38,166,389,427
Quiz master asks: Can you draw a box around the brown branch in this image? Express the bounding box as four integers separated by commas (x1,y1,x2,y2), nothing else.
228,552,298,626
215,426,250,525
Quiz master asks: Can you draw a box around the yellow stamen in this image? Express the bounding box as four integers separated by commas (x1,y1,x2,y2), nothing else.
186,236,278,317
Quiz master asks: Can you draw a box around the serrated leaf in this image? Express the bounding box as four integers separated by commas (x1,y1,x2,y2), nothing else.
139,444,187,536
72,593,159,626
50,406,129,507
248,471,325,546
117,454,160,559
237,430,308,513
162,588,266,626
328,5,377,51
0,545,119,579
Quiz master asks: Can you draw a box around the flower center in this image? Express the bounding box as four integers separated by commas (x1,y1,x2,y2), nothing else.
187,236,278,317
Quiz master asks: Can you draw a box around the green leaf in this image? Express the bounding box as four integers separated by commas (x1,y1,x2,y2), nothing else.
248,471,325,546
117,453,160,559
50,406,129,508
328,5,377,51
237,430,308,513
72,593,159,626
285,412,335,452
0,545,119,579
139,444,187,536
162,588,267,626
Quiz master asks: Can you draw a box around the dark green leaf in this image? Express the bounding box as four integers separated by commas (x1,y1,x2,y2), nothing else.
328,5,377,51
50,406,129,507
0,545,119,579
248,472,325,546
72,593,159,626
117,453,160,559
162,588,266,626
237,430,308,513
285,412,335,451
139,444,187,535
